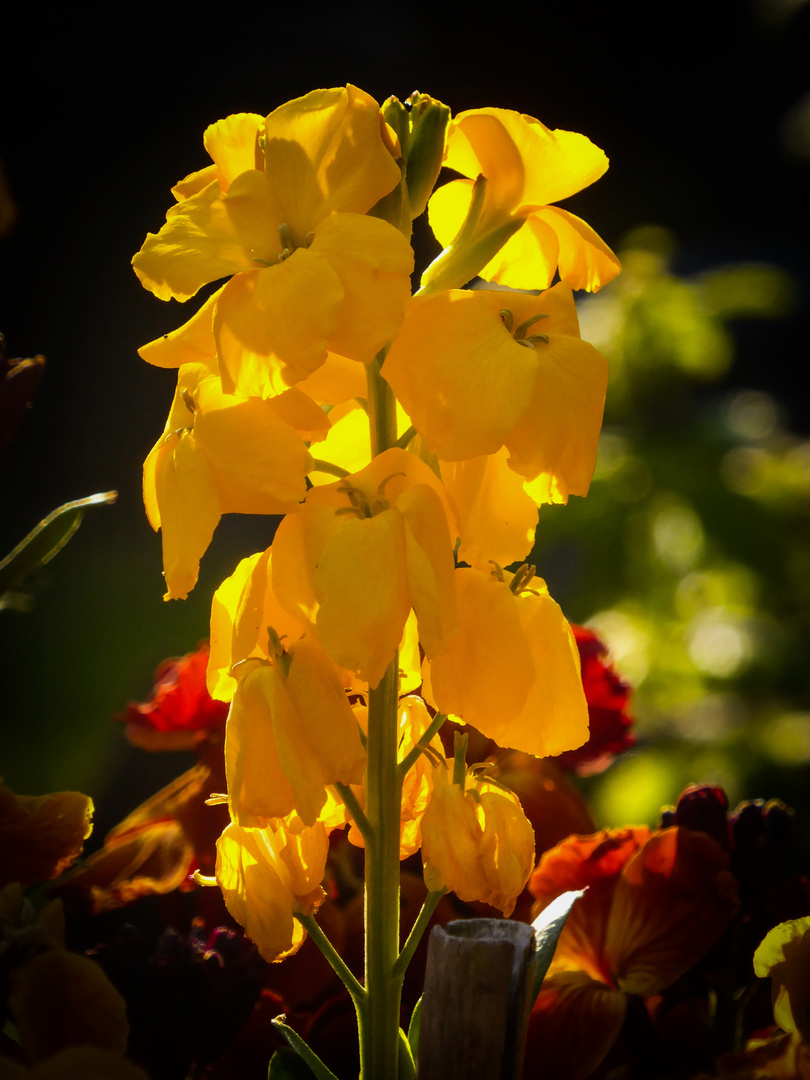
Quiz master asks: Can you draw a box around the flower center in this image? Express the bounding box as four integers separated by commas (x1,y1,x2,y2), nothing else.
500,308,550,349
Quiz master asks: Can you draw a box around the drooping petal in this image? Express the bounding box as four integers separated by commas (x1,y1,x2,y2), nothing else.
309,213,414,363
207,548,307,702
214,254,343,397
313,507,411,687
215,823,311,963
476,212,561,291
144,431,220,601
226,662,298,825
441,449,538,570
382,290,539,460
0,783,93,888
192,376,312,511
263,85,401,235
533,206,621,292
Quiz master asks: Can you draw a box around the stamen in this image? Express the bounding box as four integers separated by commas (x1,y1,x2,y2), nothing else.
181,388,195,414
513,312,549,339
499,309,514,333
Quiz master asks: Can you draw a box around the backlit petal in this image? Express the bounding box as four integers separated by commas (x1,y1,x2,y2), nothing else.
203,113,264,190
215,255,342,397
533,206,621,292
310,213,413,362
263,85,400,235
137,290,220,369
132,180,258,302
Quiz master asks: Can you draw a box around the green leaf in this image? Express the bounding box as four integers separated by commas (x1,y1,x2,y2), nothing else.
529,889,585,1007
267,1048,317,1079
407,994,422,1059
271,1017,340,1080
398,1025,416,1080
0,490,117,605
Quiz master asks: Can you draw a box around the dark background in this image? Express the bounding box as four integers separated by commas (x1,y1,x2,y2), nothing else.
1,1,808,831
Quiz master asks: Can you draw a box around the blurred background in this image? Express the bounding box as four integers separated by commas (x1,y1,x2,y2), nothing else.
2,1,809,851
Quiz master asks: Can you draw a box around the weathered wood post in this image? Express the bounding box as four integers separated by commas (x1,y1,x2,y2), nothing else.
417,918,536,1080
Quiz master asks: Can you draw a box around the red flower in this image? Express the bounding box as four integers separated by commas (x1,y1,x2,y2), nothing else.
552,626,635,775
120,643,228,751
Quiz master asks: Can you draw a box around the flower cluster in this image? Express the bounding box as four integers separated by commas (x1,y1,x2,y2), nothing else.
131,85,618,1076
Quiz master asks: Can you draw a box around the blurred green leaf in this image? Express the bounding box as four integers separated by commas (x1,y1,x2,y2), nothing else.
0,490,117,607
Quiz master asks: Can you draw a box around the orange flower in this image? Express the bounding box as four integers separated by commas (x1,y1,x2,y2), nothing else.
0,782,93,888
525,826,740,1080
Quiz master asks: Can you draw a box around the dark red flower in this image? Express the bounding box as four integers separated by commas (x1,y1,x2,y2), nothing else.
552,626,635,774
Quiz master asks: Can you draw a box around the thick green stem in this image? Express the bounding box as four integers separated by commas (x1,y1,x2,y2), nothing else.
366,351,397,456
362,653,404,1078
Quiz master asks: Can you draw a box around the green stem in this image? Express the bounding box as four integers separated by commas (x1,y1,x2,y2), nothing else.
334,781,372,843
296,913,367,1008
392,890,446,980
310,458,350,478
366,350,397,456
362,653,404,1078
397,712,447,780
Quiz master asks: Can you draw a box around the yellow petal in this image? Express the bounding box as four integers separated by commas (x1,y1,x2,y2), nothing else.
215,823,310,962
132,180,258,302
532,206,621,293
263,85,401,235
215,254,342,397
505,335,608,498
226,662,298,824
314,508,411,687
137,290,220,369
477,213,561,291
203,113,265,190
144,431,221,600
295,350,369,405
382,290,538,460
441,449,538,570
208,548,306,702
193,376,312,511
310,213,414,363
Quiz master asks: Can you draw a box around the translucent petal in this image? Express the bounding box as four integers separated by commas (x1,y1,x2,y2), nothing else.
132,180,258,302
313,508,411,687
263,85,401,235
137,290,220,369
533,206,621,293
442,449,538,570
214,253,342,397
382,290,538,460
310,213,413,362
203,113,265,190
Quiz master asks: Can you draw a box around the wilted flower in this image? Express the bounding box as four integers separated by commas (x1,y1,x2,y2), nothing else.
225,637,365,827
214,819,329,963
420,761,535,916
0,782,93,888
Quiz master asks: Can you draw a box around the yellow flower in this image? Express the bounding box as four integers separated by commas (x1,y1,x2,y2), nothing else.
427,565,589,758
215,819,328,963
420,764,535,916
383,281,608,503
271,447,459,687
133,87,414,398
225,637,365,827
424,107,620,293
143,362,323,599
754,916,810,1042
